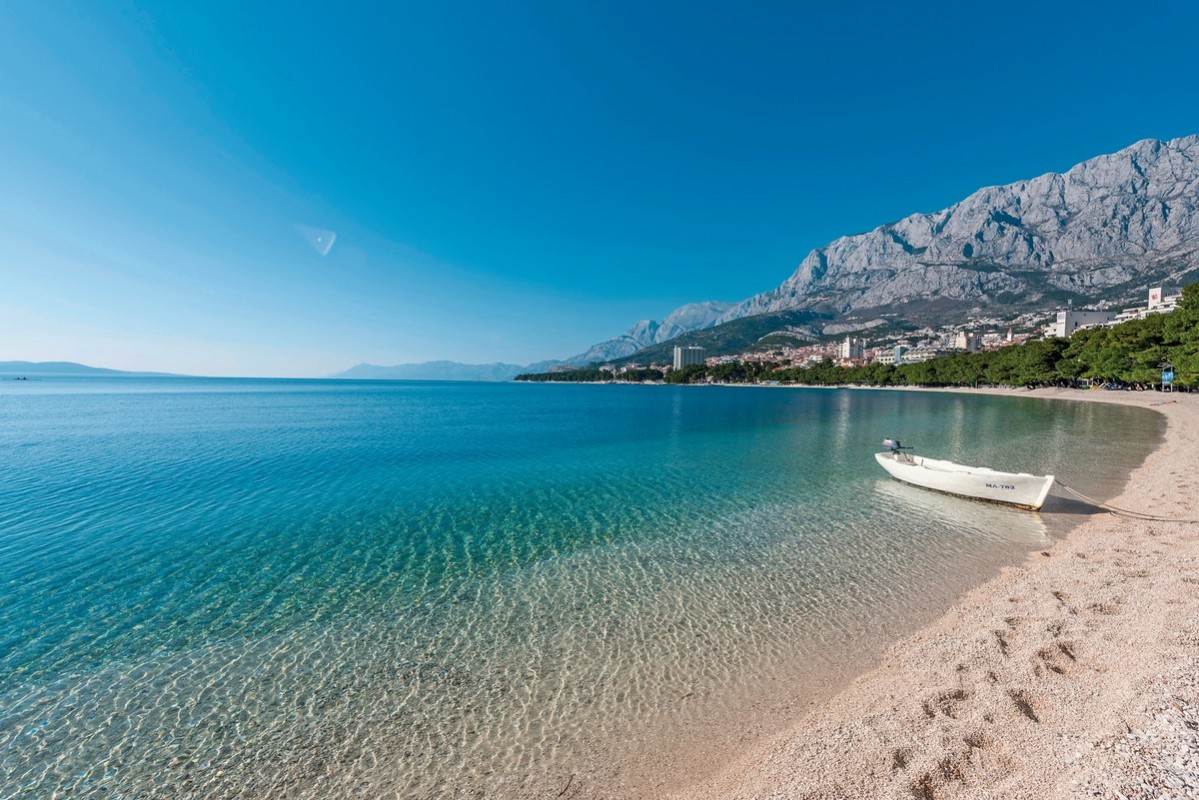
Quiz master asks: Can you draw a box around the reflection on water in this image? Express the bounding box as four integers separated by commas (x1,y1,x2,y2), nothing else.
872,478,1050,545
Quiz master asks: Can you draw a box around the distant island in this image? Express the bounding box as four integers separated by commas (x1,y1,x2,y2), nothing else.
0,361,183,378
330,361,531,382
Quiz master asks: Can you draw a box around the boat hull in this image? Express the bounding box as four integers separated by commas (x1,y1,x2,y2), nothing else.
874,451,1055,510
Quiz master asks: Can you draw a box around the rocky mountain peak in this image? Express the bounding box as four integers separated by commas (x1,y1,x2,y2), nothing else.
718,135,1199,325
565,300,734,365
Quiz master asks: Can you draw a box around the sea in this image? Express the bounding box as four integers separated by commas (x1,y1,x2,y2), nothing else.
0,378,1164,798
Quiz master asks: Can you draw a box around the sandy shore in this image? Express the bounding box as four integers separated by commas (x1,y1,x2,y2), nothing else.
671,387,1199,800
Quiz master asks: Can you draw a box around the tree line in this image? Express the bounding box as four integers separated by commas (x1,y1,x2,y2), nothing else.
514,367,666,383
517,282,1199,389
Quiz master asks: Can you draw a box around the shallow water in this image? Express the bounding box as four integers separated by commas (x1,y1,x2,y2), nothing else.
0,380,1163,797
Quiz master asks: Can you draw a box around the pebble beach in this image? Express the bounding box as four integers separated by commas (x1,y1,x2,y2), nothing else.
672,387,1199,800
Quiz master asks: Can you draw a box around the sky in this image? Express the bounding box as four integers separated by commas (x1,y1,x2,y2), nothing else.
2,0,1198,377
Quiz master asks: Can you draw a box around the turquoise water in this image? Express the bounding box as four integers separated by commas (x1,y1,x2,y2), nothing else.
0,380,1162,797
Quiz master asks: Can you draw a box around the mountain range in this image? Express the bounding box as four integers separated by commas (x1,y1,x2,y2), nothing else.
345,135,1199,379
332,303,739,379
715,134,1199,326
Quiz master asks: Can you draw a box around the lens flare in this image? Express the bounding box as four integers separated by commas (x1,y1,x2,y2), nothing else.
294,224,337,256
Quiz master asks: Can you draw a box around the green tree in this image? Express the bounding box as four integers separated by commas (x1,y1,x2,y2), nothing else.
665,365,708,384
1165,283,1199,387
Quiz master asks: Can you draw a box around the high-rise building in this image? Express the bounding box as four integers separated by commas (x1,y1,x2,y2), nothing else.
839,336,865,360
953,331,980,352
672,345,705,370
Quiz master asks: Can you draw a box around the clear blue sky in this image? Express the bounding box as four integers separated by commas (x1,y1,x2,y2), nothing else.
2,1,1197,376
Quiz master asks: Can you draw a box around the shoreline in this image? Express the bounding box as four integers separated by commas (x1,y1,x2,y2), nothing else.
667,386,1199,799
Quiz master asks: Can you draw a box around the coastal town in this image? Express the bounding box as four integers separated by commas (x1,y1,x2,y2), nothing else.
604,285,1186,377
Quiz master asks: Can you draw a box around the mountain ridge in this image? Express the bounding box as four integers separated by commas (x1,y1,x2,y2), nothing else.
716,135,1199,325
560,300,734,365
340,136,1199,377
537,135,1198,370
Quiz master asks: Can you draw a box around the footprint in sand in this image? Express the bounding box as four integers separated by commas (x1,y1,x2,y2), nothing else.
1007,689,1040,723
1034,642,1077,676
1087,600,1123,616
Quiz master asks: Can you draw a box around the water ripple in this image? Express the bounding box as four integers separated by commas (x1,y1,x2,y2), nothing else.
0,380,1163,798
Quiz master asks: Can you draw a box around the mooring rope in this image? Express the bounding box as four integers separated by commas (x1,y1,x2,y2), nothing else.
1053,479,1199,523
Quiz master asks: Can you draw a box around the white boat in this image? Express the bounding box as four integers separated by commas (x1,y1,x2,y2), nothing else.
874,439,1055,510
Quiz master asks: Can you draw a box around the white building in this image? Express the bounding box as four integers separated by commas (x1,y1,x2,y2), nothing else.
1045,310,1117,338
903,347,943,363
876,345,908,365
1148,286,1181,311
1112,306,1147,324
839,336,866,360
672,345,706,370
1110,287,1184,324
953,331,981,352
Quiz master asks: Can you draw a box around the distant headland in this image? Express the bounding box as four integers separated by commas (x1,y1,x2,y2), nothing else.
0,361,184,378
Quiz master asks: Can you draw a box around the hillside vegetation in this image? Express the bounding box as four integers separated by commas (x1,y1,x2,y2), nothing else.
606,309,832,365
689,283,1199,390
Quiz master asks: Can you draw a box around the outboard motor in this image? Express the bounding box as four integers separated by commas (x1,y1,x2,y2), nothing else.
882,438,908,452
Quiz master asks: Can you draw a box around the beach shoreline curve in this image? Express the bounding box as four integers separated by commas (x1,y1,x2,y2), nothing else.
668,386,1199,800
